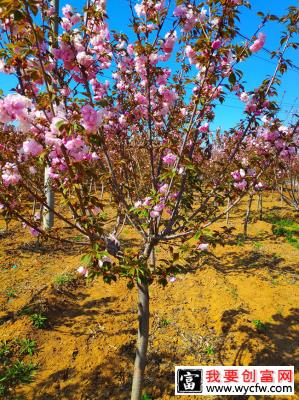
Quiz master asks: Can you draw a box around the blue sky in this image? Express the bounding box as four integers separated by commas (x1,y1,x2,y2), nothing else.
0,0,298,131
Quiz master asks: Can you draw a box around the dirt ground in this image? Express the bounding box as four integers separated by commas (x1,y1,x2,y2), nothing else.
0,194,298,400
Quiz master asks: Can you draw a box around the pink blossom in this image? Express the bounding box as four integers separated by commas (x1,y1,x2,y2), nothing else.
247,168,256,177
71,13,81,25
150,210,160,218
29,166,37,174
81,105,101,132
76,51,94,68
23,139,43,156
163,31,177,54
255,182,264,191
135,92,147,105
45,6,55,16
143,197,152,206
134,200,142,208
234,179,247,190
98,256,112,267
1,163,21,186
185,45,197,64
211,39,221,50
158,86,178,105
274,139,285,150
47,167,60,180
159,183,169,194
77,266,89,277
250,32,266,53
61,86,71,96
61,17,72,31
173,5,187,18
134,3,145,17
162,152,176,165
168,276,176,283
153,203,165,213
231,169,246,181
29,227,39,237
198,123,209,133
239,92,249,102
127,43,135,56
198,243,209,251
0,59,14,74
62,4,73,18
1,94,32,123
118,114,126,125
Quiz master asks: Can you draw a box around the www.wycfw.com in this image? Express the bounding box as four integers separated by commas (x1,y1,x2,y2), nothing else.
205,384,293,395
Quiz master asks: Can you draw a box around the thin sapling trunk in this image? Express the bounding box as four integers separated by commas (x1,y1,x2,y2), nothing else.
131,280,150,400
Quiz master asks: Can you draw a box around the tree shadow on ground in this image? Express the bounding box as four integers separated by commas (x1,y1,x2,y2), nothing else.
219,307,299,369
215,308,299,400
44,294,131,332
206,250,298,278
18,306,299,399
14,240,80,257
23,347,180,400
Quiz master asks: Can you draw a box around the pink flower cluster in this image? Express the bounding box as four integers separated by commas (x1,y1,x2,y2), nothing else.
61,4,81,31
0,59,14,74
185,45,197,65
22,221,40,237
134,1,165,19
250,32,266,53
197,243,209,251
162,152,176,165
162,31,177,59
81,105,102,132
174,4,207,32
0,94,32,124
231,168,247,190
22,139,43,157
77,266,89,277
1,163,21,186
64,136,90,162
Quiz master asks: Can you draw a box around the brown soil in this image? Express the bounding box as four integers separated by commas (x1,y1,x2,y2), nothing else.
0,194,298,400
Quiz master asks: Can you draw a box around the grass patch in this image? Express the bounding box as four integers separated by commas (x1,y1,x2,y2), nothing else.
267,214,299,250
5,288,17,301
205,345,215,356
158,318,171,328
53,272,76,288
141,394,152,400
252,319,267,332
30,313,47,329
0,339,38,398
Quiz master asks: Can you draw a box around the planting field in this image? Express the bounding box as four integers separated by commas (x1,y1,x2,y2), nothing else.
0,194,298,399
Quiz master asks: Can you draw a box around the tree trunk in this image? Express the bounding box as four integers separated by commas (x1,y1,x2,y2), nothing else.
226,198,231,226
43,167,55,229
43,0,59,230
244,194,253,238
258,193,263,220
131,280,150,400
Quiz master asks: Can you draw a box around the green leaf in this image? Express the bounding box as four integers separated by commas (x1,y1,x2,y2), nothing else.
127,281,134,289
81,253,92,266
55,119,66,131
194,230,202,240
229,72,236,85
14,10,25,21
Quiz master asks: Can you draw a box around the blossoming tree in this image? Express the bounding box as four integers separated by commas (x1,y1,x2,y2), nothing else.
0,0,298,398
